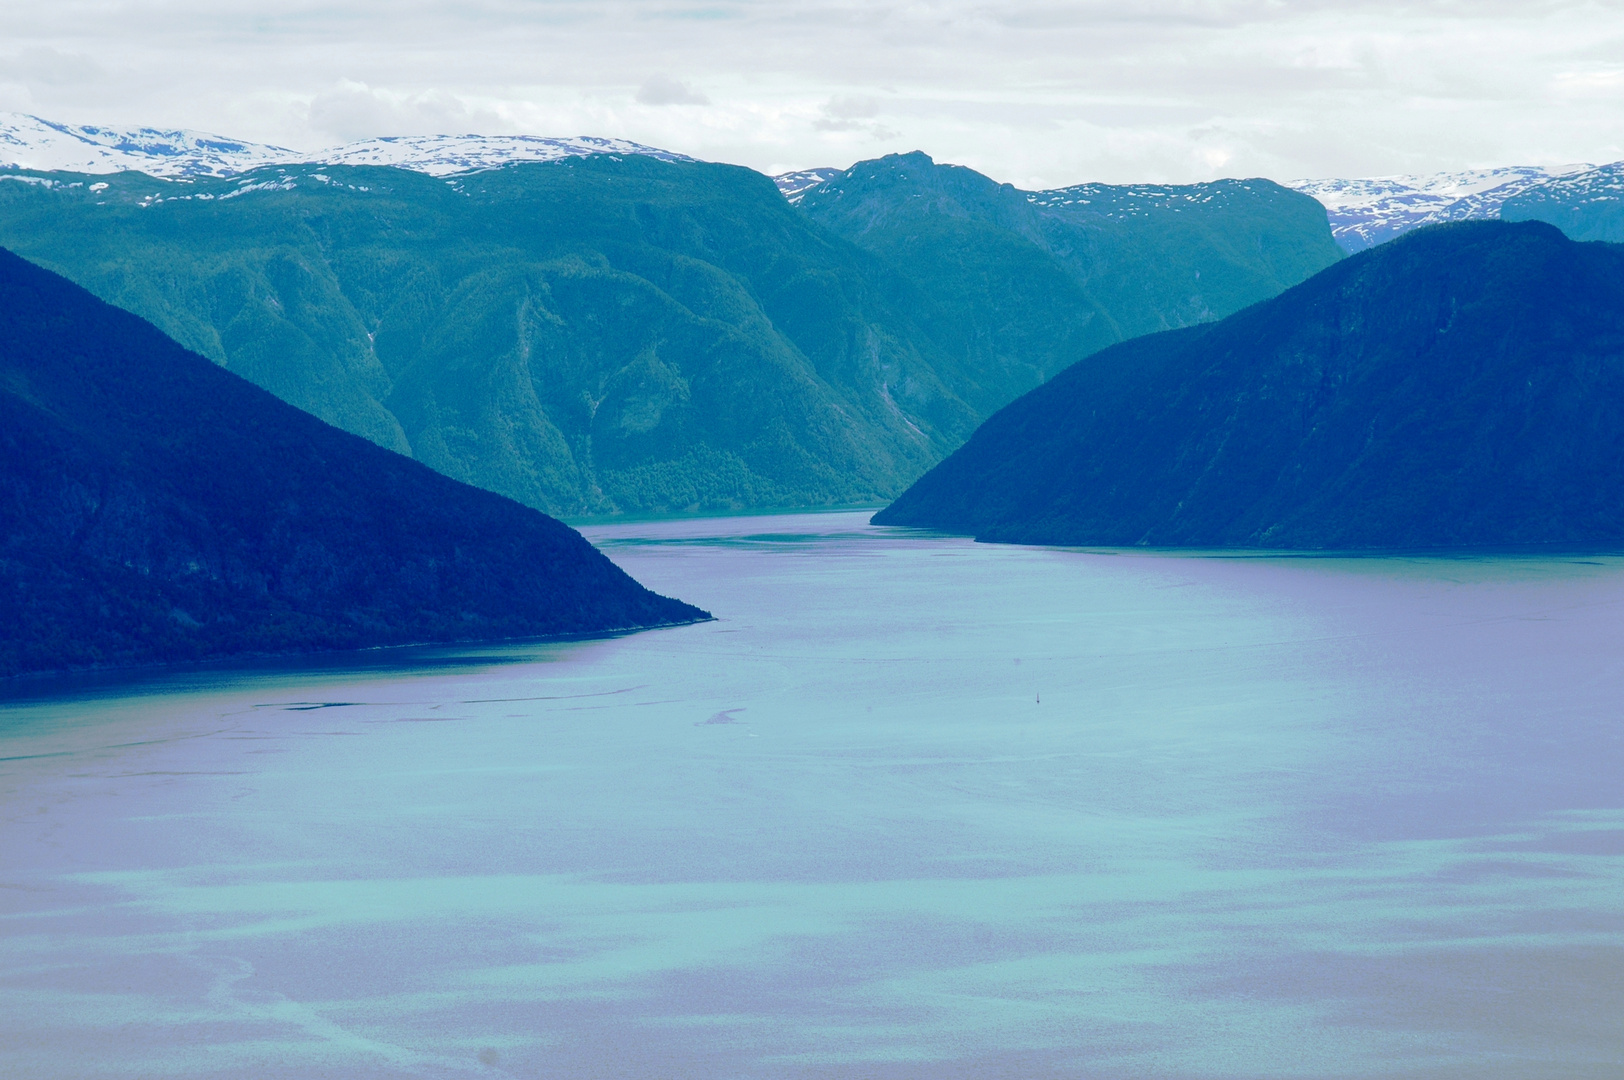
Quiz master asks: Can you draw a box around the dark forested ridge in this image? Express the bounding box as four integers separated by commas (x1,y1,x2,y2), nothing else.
0,248,706,677
0,153,1342,517
875,221,1624,550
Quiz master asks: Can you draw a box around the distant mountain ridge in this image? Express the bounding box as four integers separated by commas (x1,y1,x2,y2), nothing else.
1501,162,1624,244
14,113,1621,254
0,113,691,178
0,113,301,177
876,220,1624,549
0,150,1344,519
791,152,1343,418
779,159,1624,253
1284,165,1599,251
775,161,1327,228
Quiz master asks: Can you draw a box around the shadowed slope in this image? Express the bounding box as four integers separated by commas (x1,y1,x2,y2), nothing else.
0,248,706,676
876,221,1624,549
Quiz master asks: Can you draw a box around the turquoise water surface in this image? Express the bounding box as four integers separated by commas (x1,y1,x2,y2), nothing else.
2,511,1622,1078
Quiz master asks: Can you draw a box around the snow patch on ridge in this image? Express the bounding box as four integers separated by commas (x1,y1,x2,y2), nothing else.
0,113,694,179
1027,181,1259,218
773,168,842,203
317,134,693,176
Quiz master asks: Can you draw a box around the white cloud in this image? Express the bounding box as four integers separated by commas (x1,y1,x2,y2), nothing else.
0,0,1621,184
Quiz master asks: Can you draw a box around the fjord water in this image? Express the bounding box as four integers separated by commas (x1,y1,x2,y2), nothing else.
2,513,1621,1079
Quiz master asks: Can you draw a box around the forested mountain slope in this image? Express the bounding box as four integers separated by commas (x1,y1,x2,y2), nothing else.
0,152,1342,516
876,222,1624,550
797,152,1344,411
0,248,705,677
0,158,981,516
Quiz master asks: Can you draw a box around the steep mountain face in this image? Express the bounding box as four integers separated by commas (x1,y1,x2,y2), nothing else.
0,157,974,516
876,221,1624,550
0,111,689,177
796,152,1344,415
0,248,706,677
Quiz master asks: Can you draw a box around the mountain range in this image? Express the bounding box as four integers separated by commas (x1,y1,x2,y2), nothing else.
0,145,1341,518
12,113,1623,255
1283,165,1597,251
781,161,1624,255
0,112,690,178
1500,163,1624,244
7,112,1622,533
796,152,1341,416
875,220,1624,549
0,247,706,677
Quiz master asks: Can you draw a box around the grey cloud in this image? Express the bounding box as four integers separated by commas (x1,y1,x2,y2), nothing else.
1,0,1622,184
307,82,509,143
822,95,879,120
636,74,710,106
812,118,901,137
813,96,899,140
988,0,1591,28
0,48,104,87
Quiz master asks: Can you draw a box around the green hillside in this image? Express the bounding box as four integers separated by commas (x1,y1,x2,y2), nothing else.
0,154,1341,517
797,152,1345,409
0,159,971,517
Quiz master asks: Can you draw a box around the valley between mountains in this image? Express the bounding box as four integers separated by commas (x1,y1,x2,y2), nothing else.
0,115,1623,677
6,113,1623,525
0,147,1338,518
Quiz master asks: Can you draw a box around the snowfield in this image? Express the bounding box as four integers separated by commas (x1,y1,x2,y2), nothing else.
0,114,690,179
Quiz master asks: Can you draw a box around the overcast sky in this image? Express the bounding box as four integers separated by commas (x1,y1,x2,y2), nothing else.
2,1,1622,188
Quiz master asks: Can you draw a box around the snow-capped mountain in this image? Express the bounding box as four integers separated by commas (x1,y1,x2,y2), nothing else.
1491,162,1624,244
316,134,692,176
0,114,302,177
773,168,842,203
10,114,1621,250
1500,161,1624,207
0,114,691,179
1285,165,1592,251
